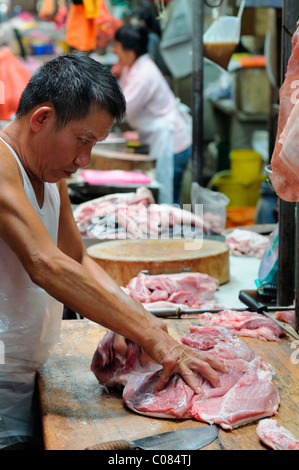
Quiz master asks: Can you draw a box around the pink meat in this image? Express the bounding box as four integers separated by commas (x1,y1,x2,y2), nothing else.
271,22,299,201
197,309,285,341
91,331,142,387
182,326,256,362
257,419,299,450
191,373,280,429
125,272,219,308
225,229,268,258
91,326,279,429
124,370,196,419
73,187,209,238
275,309,295,329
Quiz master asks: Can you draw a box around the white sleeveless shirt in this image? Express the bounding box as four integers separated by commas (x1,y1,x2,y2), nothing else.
0,138,63,447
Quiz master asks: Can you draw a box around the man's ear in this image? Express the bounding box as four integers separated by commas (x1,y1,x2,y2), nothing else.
30,106,54,133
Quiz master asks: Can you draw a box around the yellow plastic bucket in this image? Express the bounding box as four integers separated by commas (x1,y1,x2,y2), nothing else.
230,149,262,184
208,170,265,207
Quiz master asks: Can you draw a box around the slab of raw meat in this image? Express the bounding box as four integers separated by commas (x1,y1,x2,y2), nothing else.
191,371,279,429
271,22,299,201
197,309,285,341
73,187,209,239
182,326,256,362
125,272,219,309
275,309,295,329
257,419,299,450
91,326,280,429
90,331,142,387
225,229,268,258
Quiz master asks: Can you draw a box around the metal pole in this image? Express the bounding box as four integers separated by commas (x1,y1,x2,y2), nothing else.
191,0,204,185
276,0,298,310
296,203,299,331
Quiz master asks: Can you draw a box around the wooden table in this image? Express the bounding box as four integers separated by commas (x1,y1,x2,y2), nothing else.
38,319,299,451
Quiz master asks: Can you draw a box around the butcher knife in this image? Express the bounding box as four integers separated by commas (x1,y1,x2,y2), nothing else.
146,305,295,318
85,425,219,450
238,290,299,340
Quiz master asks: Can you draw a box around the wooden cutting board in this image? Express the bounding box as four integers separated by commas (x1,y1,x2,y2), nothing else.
87,238,229,286
38,320,299,451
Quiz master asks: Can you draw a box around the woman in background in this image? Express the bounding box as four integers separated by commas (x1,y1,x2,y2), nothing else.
113,24,192,205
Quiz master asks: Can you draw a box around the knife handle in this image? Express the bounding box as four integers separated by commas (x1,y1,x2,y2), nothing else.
85,440,136,450
238,291,265,313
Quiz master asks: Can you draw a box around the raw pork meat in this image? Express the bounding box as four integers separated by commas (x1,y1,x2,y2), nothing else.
271,22,299,201
125,272,219,309
90,331,142,387
275,309,296,329
257,419,299,450
73,187,209,239
91,326,280,429
225,229,268,258
197,309,285,342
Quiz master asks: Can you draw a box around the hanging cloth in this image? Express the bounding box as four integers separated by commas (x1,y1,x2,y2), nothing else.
65,3,97,51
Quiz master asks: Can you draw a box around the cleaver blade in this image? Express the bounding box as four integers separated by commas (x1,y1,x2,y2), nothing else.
85,425,219,451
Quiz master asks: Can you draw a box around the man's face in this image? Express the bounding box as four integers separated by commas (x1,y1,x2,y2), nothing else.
31,106,114,183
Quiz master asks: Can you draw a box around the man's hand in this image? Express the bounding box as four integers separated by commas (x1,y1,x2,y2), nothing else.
151,337,227,393
113,322,226,394
113,312,168,357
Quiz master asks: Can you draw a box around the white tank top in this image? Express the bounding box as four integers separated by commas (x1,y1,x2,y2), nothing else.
0,137,63,445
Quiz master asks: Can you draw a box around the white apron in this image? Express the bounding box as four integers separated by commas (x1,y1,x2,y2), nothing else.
138,98,192,205
0,138,63,448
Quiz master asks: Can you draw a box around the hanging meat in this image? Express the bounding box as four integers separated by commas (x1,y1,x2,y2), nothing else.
271,22,299,201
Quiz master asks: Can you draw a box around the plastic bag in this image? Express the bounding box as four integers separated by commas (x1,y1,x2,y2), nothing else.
0,47,31,120
203,0,245,70
95,0,123,50
37,0,58,20
191,182,229,233
66,4,97,52
159,0,192,78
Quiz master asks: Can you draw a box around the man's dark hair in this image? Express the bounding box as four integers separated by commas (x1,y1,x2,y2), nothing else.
115,24,148,58
16,53,126,129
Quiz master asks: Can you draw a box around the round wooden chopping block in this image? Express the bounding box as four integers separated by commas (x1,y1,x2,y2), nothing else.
87,238,229,286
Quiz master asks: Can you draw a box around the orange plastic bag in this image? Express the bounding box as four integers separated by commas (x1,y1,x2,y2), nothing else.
0,47,31,120
65,4,97,51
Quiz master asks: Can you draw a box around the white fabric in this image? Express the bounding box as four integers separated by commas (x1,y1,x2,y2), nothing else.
0,138,62,448
119,55,192,204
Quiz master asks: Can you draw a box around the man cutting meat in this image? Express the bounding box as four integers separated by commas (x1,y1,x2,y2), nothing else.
0,54,225,450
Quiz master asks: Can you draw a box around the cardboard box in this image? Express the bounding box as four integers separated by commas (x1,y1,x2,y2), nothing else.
233,67,271,115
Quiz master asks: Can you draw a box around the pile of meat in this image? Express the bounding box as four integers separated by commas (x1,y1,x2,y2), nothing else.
275,309,296,329
73,187,209,240
123,271,221,310
271,22,299,201
257,419,299,450
91,326,280,430
196,310,285,342
225,229,269,258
